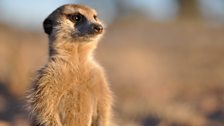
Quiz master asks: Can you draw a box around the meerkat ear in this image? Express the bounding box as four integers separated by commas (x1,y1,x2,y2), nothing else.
43,18,53,35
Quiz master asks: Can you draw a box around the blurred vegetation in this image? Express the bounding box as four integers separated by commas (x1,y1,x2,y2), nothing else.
0,1,224,126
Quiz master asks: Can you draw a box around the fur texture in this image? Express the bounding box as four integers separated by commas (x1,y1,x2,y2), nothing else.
27,4,113,126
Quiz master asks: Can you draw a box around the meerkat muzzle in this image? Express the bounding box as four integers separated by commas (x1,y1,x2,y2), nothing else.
92,23,103,34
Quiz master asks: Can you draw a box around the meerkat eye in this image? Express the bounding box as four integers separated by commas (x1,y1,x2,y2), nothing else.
93,15,97,20
68,13,83,23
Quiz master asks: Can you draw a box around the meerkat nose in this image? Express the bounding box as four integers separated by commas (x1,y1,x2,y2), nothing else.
92,24,103,33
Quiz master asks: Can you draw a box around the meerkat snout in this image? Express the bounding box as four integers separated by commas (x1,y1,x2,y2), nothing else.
92,23,103,33
43,4,104,42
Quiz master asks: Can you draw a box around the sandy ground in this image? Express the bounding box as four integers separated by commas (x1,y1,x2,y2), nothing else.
0,17,224,126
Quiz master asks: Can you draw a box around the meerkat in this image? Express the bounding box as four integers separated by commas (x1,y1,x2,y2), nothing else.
27,4,113,126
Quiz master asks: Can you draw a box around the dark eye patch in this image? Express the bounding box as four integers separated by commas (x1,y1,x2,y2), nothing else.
67,13,84,23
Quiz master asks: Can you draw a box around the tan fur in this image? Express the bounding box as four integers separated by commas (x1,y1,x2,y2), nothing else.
27,4,113,126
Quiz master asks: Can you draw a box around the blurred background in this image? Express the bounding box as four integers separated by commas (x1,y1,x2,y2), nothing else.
0,0,224,126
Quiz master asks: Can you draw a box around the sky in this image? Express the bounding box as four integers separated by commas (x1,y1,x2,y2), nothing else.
0,0,73,30
124,0,179,20
0,0,178,30
197,0,224,22
0,0,223,30
0,0,119,30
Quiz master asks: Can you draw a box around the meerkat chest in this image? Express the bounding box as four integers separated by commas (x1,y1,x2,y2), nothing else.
58,63,99,118
71,64,93,83
63,62,98,92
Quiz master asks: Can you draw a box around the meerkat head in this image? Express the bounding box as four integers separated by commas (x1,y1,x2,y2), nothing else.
43,4,104,42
